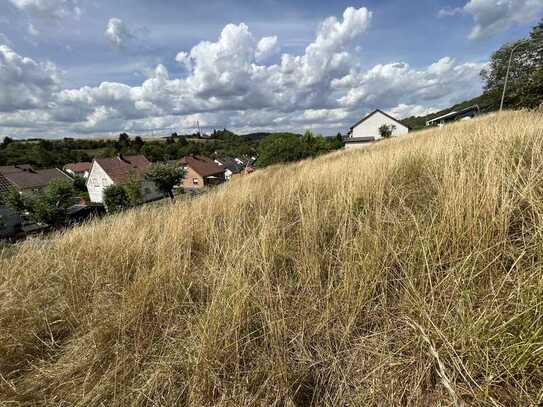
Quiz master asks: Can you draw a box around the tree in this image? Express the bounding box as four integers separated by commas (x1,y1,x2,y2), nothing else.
177,136,188,146
333,132,345,149
5,188,25,212
516,68,543,109
47,179,76,207
480,19,543,108
118,133,131,145
1,137,13,149
8,179,77,228
379,124,396,138
257,133,312,167
103,185,129,213
133,136,144,152
144,163,186,200
124,176,143,206
72,175,87,192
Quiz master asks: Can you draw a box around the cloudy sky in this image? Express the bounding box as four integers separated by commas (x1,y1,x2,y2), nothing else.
0,0,542,139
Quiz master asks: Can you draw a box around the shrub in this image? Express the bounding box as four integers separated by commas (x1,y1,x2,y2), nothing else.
103,184,129,213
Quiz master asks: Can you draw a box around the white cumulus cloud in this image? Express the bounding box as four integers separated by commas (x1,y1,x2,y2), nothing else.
105,18,134,49
255,36,279,62
440,0,543,39
0,45,61,112
9,0,81,21
0,6,488,138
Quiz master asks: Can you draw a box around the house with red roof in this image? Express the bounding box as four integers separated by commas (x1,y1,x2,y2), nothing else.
63,162,92,178
86,155,162,204
175,155,226,189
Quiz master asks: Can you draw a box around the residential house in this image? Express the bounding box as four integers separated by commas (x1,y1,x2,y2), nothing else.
86,155,161,204
0,165,72,240
64,162,92,178
345,109,410,149
0,165,73,193
178,155,225,189
425,105,480,127
214,156,244,180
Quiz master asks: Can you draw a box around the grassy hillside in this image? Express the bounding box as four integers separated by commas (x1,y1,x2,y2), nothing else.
1,111,543,406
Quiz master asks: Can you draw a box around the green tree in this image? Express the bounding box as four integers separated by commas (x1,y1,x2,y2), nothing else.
5,188,25,212
257,133,311,167
133,136,145,152
118,133,131,145
103,185,129,213
177,135,188,146
10,179,76,227
379,124,395,138
516,68,543,108
124,176,143,206
47,179,76,207
72,175,87,192
1,137,13,149
144,163,186,200
481,19,543,109
333,132,345,149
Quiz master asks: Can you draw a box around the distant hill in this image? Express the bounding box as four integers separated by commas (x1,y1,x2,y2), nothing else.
403,90,502,130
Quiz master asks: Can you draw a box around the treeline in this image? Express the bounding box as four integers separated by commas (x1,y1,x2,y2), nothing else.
0,131,260,169
404,19,543,129
257,131,344,167
0,129,344,169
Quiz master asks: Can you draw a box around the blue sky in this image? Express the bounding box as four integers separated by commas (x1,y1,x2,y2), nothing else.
0,0,542,138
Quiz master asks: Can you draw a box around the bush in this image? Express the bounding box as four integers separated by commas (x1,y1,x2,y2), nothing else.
124,177,143,207
103,185,129,213
257,133,312,167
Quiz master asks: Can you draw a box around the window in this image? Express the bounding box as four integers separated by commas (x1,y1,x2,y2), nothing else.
193,178,199,185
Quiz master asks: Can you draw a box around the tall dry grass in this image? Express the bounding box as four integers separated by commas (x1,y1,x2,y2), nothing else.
1,110,543,406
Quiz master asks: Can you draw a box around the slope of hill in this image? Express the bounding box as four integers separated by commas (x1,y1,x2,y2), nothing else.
1,110,543,405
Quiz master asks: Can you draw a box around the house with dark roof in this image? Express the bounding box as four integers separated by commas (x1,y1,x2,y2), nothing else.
345,109,410,149
0,165,72,193
214,156,244,180
214,155,257,180
86,155,162,204
64,162,92,178
176,155,225,189
425,105,480,127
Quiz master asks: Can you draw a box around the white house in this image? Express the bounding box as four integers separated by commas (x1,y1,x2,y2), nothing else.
345,109,410,149
86,155,162,204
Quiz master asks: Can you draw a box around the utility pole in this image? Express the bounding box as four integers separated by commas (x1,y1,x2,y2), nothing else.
500,41,525,112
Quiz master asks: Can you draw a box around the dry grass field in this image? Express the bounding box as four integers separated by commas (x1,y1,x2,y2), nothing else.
1,110,543,406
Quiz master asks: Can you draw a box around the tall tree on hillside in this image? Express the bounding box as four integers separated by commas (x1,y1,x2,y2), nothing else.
481,20,543,99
